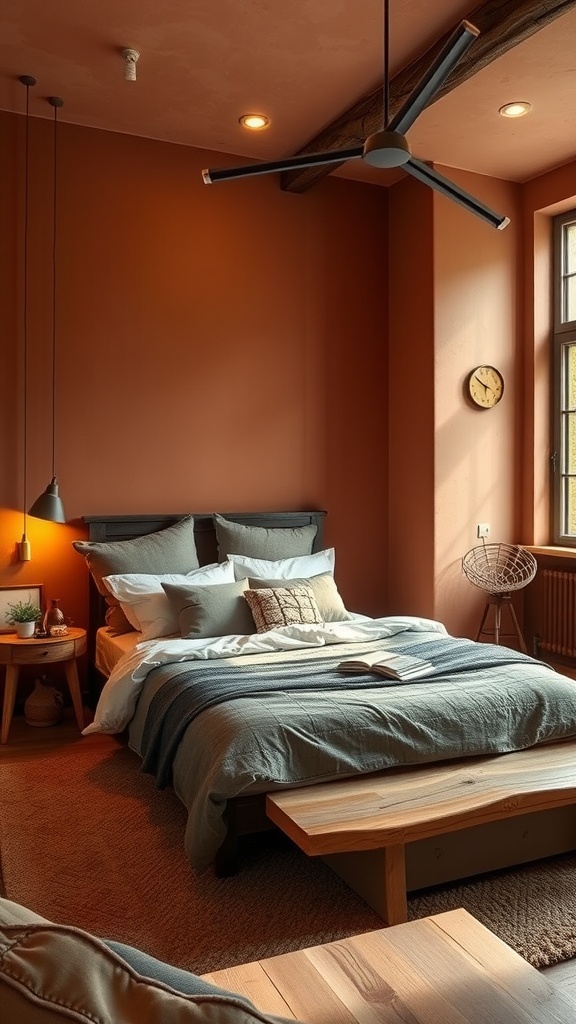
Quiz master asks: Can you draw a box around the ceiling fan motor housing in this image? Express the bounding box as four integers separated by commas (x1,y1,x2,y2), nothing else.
363,130,411,168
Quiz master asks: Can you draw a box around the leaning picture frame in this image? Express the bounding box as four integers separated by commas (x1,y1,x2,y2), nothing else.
0,584,44,633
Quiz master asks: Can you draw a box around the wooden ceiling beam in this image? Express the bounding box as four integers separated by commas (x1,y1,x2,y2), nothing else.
281,0,576,193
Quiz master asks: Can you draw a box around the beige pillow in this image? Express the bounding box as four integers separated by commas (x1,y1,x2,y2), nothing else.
161,578,256,638
214,514,317,561
248,573,351,623
73,517,200,637
0,897,294,1024
244,585,322,632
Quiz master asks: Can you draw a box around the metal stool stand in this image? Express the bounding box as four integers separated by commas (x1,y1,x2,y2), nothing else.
475,593,528,653
462,542,537,654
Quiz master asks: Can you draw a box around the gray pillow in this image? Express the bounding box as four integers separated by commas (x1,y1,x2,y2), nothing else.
248,573,351,623
162,578,256,638
214,514,317,561
73,518,200,635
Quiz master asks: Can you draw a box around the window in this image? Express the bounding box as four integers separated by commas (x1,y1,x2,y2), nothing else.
552,211,576,545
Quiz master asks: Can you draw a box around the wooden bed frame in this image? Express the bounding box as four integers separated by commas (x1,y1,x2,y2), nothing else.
82,511,576,888
82,510,326,874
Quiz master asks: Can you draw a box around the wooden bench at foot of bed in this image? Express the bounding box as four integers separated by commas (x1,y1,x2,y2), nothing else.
266,739,576,925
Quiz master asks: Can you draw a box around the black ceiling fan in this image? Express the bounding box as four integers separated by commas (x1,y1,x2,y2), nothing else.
202,0,509,231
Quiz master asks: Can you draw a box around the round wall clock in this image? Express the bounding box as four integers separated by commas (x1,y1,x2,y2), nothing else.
466,365,504,409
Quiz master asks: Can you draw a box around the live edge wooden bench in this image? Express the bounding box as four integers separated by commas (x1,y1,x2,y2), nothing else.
203,909,573,1023
266,738,576,925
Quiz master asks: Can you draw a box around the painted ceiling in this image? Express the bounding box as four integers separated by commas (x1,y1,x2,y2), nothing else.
2,0,576,187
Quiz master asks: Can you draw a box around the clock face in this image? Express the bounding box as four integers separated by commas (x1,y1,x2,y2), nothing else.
467,365,504,409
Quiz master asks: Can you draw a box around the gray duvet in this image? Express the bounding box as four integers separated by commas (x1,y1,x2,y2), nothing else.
127,628,576,870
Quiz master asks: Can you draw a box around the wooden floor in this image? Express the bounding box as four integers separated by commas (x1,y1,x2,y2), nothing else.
0,705,101,760
2,710,576,1007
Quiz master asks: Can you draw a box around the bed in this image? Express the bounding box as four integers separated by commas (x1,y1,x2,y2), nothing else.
80,511,576,887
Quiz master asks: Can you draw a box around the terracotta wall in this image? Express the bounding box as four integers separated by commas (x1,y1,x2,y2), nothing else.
3,104,572,648
432,168,522,638
388,167,522,638
0,111,389,628
387,176,435,618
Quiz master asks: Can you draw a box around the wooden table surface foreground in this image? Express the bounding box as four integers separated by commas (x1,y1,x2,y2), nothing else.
204,909,573,1023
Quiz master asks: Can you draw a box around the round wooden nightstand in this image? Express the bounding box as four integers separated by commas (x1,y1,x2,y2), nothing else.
0,627,87,744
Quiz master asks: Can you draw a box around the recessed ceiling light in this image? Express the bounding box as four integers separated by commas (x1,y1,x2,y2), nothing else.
239,113,270,130
499,101,532,118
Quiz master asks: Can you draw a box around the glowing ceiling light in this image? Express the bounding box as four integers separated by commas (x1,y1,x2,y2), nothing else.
239,114,270,130
499,101,532,118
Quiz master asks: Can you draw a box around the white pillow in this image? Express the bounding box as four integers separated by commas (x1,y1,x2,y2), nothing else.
103,561,235,640
230,547,335,581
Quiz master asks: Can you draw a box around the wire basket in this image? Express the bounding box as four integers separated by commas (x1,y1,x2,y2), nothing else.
461,543,537,594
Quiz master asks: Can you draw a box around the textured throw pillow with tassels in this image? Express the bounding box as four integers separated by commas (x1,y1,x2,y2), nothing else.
244,584,322,632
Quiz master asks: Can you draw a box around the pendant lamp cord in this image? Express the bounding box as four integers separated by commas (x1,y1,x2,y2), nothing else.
383,0,390,128
20,75,36,540
51,99,59,482
23,82,30,535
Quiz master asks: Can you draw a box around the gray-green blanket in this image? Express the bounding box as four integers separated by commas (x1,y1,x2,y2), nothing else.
127,629,576,870
139,636,551,789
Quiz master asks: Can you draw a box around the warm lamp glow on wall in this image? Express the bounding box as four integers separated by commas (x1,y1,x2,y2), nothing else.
28,95,66,527
18,75,36,563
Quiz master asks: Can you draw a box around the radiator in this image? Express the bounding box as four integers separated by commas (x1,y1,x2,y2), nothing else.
541,570,576,658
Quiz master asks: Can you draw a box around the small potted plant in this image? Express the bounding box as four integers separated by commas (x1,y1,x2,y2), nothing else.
6,599,42,638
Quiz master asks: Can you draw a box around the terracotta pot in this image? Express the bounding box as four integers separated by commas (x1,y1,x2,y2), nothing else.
24,678,64,728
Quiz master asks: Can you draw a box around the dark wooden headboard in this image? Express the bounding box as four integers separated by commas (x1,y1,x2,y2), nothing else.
82,510,326,680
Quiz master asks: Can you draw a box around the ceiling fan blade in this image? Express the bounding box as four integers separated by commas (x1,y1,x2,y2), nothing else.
387,21,479,137
202,146,364,184
404,158,510,230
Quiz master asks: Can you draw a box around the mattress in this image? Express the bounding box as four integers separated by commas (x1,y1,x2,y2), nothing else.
95,627,142,677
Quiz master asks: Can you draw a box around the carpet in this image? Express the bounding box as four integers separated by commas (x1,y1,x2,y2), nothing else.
1,733,576,973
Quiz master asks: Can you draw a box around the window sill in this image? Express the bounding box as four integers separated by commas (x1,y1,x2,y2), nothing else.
524,545,576,560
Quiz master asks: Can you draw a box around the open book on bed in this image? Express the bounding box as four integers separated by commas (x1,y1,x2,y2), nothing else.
337,649,433,681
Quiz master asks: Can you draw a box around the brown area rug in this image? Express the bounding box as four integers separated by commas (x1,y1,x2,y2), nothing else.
1,733,576,973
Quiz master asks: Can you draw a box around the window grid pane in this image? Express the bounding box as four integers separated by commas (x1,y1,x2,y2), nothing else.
560,341,576,535
561,221,576,325
553,213,576,545
568,344,576,409
566,223,576,275
564,414,576,474
565,276,576,323
565,477,576,536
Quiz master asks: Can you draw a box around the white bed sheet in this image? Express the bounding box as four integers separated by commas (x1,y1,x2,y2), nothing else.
86,617,439,734
95,627,142,677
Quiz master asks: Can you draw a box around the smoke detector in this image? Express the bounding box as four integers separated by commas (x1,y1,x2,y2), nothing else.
121,48,140,81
